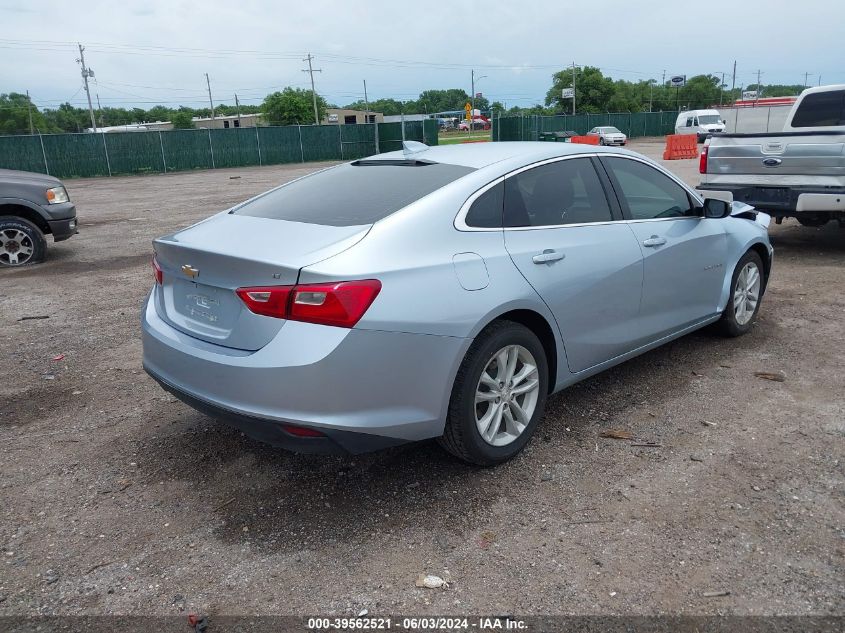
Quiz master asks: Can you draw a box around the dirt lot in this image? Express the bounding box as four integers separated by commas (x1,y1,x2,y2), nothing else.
1,140,843,618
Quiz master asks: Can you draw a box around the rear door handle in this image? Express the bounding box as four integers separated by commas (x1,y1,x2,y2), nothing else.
642,235,667,247
532,249,565,264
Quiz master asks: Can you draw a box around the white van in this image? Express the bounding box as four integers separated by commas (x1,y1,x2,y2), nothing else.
675,109,726,142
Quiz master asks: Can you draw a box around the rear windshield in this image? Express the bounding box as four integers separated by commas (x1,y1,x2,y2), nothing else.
791,90,845,127
234,161,474,226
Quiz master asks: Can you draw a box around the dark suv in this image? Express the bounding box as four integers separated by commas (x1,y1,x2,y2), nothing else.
0,169,77,266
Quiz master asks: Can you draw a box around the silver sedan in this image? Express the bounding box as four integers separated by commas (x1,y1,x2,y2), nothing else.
142,142,772,465
588,126,628,146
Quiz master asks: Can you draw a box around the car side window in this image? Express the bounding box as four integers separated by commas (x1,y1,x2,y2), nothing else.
603,157,696,220
464,181,504,228
504,158,613,228
686,117,694,127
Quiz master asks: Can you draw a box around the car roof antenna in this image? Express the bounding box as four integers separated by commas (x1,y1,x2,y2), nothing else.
402,141,428,156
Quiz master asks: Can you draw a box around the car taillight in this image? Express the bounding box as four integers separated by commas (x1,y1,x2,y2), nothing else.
152,256,163,285
236,279,381,328
235,286,293,319
699,145,708,174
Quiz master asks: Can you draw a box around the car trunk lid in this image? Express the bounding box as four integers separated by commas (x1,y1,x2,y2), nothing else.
153,213,370,350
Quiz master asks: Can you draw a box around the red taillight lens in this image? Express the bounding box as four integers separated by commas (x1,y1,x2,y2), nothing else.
152,256,163,285
290,280,381,328
235,286,293,319
699,145,708,174
281,424,325,437
235,279,381,328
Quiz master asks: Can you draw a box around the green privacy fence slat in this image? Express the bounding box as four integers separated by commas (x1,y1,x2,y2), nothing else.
493,111,680,142
0,135,44,174
0,120,438,179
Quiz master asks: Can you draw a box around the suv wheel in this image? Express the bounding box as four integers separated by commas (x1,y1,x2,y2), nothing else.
0,216,46,267
439,321,548,465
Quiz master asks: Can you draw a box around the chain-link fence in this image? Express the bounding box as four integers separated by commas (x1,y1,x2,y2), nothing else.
0,119,439,179
492,111,679,142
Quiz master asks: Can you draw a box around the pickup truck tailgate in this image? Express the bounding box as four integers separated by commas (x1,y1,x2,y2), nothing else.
705,133,845,182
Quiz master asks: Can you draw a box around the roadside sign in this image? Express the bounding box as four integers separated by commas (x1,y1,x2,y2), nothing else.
464,102,472,120
561,88,574,99
669,75,686,87
742,90,759,100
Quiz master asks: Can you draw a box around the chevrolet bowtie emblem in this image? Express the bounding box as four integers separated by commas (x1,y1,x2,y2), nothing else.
181,264,199,279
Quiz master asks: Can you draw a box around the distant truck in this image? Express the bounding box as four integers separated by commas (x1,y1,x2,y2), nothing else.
0,169,77,266
698,84,845,227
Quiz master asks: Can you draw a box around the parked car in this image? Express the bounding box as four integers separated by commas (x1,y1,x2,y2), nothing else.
675,109,726,142
0,169,77,266
587,126,627,146
699,84,845,227
459,118,490,131
143,142,772,465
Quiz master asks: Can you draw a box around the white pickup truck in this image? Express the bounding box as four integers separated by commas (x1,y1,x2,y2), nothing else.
698,84,845,228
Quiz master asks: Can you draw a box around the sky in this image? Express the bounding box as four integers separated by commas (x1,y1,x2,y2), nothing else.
2,0,843,113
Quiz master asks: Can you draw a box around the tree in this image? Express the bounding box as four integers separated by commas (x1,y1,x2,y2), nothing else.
546,66,615,114
170,111,194,129
0,93,54,135
343,98,409,116
262,88,327,126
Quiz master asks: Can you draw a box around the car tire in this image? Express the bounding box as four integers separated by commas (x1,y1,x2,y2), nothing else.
0,216,46,267
438,320,549,466
718,250,765,337
599,138,605,145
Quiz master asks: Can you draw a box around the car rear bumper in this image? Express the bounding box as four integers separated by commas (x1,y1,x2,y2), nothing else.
141,292,468,453
697,184,845,215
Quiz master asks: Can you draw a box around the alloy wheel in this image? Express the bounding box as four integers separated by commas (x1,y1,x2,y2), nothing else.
0,229,34,266
475,344,540,446
733,262,761,325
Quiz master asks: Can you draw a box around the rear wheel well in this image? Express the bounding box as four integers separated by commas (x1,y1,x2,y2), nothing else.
0,204,50,235
487,309,558,392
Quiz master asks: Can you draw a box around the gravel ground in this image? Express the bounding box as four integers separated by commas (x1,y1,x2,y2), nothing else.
1,140,843,618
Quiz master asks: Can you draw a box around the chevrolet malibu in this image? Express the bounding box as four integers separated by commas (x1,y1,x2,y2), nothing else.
142,142,772,465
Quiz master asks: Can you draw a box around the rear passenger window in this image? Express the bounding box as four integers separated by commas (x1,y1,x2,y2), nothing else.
465,181,503,228
791,90,845,127
503,158,613,228
603,157,695,220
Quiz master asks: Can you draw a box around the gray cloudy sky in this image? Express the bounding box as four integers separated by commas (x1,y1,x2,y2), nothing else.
2,0,843,111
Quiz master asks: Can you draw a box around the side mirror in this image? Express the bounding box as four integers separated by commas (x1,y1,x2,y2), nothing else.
703,198,731,219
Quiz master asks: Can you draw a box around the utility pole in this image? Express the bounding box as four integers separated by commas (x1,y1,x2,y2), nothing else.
756,69,762,102
204,73,215,120
803,72,812,88
572,62,577,115
471,69,475,134
363,80,370,123
302,54,322,125
719,72,725,106
76,43,97,133
818,75,822,86
731,60,736,95
26,90,34,135
234,93,241,127
96,92,104,127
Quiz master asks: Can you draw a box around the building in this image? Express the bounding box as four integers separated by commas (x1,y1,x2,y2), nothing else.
191,113,262,129
323,109,383,125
